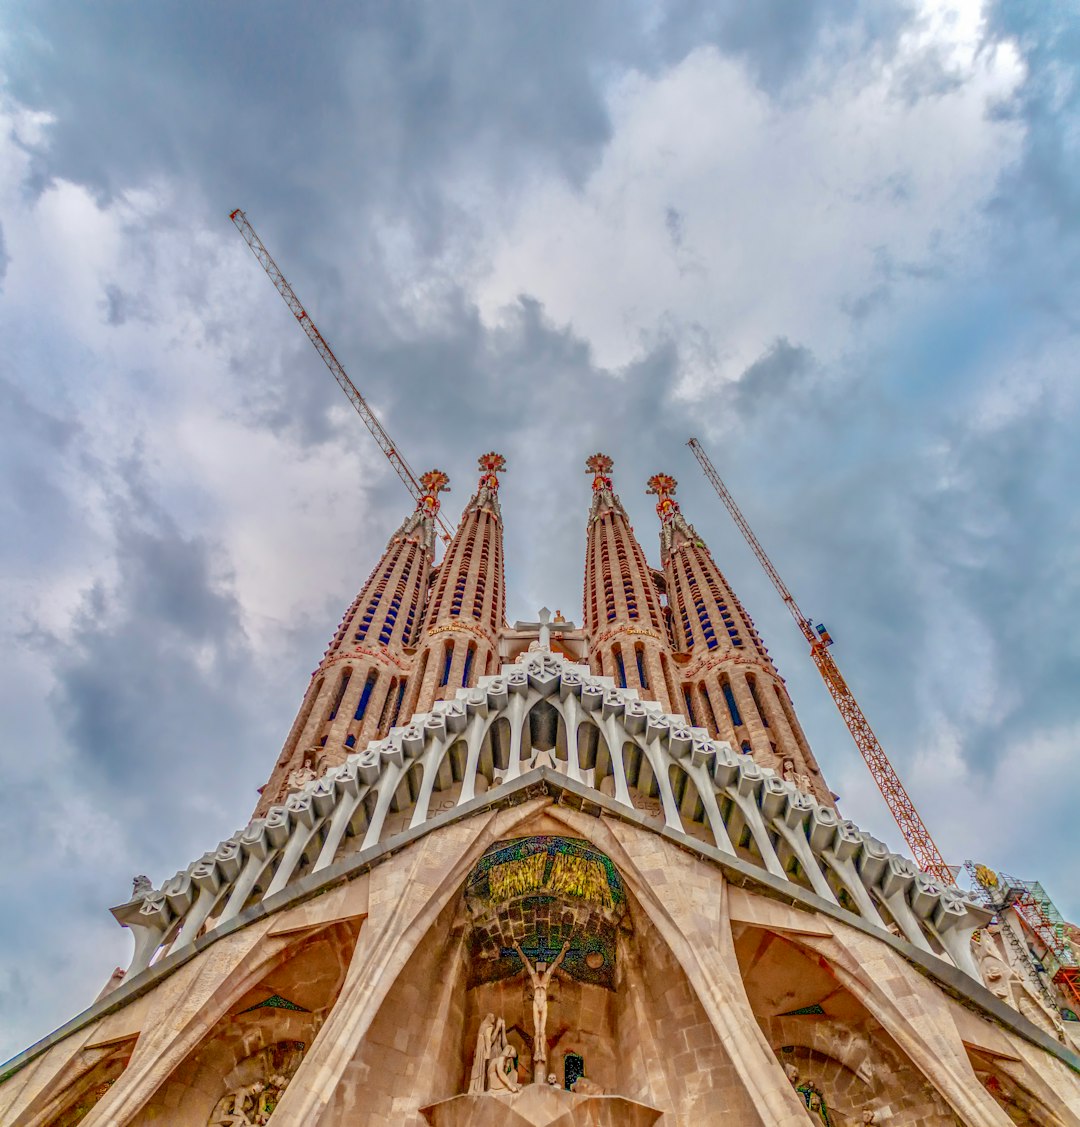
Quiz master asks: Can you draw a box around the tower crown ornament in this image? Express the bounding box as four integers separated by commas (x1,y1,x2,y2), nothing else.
477,452,506,491
585,453,614,492
646,473,679,523
418,469,451,517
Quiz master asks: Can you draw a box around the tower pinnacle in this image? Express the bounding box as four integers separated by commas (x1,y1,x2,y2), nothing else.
255,470,449,814
405,452,508,716
582,455,675,709
467,452,506,520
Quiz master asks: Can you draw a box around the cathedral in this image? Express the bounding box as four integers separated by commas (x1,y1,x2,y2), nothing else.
2,452,1078,1126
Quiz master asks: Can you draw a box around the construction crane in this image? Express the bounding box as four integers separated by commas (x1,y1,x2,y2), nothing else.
687,437,953,886
230,209,454,543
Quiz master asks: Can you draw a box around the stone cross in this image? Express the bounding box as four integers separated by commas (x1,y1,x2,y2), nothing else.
538,607,552,651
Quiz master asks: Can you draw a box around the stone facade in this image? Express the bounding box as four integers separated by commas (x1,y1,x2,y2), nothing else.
3,456,1079,1126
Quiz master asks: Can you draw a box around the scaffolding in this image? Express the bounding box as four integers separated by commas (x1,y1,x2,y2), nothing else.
965,862,1080,1015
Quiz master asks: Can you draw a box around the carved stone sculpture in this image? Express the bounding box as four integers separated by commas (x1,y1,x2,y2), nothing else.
512,938,571,1075
977,942,1067,1042
794,1081,832,1125
487,1044,521,1093
862,1112,877,1124
546,1073,559,1087
285,764,316,794
208,1080,266,1126
206,1044,300,1126
784,1063,800,1087
131,875,153,898
468,1013,500,1094
571,1075,605,1095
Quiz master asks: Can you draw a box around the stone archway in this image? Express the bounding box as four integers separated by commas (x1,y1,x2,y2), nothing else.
732,923,967,1125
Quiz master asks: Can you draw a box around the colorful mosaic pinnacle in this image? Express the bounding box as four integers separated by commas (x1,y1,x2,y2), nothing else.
418,469,450,515
645,473,679,522
585,452,614,492
477,451,506,490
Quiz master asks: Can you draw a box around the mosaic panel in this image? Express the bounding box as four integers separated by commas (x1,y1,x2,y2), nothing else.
465,837,627,991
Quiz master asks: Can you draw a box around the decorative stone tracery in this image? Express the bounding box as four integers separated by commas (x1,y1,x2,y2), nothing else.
114,649,989,993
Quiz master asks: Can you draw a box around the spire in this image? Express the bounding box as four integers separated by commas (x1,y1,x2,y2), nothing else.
582,454,675,709
254,473,448,815
406,452,508,715
652,476,831,804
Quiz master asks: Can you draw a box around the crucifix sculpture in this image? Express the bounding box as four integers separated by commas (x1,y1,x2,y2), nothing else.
512,938,571,1077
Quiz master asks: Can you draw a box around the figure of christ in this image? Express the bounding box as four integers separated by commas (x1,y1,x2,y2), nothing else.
511,938,571,1076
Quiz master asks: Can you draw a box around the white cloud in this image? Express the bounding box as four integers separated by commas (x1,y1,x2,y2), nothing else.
473,16,1023,393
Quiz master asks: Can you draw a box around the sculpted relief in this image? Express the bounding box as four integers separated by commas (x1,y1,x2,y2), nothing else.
469,1013,520,1095
207,1042,304,1127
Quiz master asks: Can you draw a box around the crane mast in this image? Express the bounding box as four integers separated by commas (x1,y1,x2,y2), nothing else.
687,437,953,886
230,209,454,543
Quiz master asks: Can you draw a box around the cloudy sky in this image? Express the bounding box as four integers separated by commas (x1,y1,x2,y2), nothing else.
1,0,1078,1062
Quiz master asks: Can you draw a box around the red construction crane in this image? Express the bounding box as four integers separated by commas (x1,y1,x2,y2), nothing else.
687,437,953,886
230,209,454,543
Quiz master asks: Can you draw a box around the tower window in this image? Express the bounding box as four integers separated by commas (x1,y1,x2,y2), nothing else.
354,671,377,721
683,687,698,727
463,643,476,686
328,668,352,721
748,675,770,728
440,642,454,686
722,680,743,727
635,644,648,689
615,647,627,688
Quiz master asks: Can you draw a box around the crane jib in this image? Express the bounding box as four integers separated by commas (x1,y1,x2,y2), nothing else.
230,208,455,543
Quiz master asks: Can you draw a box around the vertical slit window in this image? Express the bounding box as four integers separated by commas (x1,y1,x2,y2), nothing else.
354,671,377,721
388,680,406,729
377,678,398,733
328,669,351,721
722,679,743,727
440,642,454,686
462,643,476,686
748,675,770,728
635,645,648,689
615,647,627,688
683,687,698,727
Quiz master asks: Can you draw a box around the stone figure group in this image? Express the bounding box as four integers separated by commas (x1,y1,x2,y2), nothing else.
783,1062,835,1125
206,1043,304,1126
207,1073,290,1126
469,1014,521,1095
975,936,1069,1044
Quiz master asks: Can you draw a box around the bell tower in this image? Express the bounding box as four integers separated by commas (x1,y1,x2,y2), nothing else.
255,469,449,815
405,452,508,718
582,454,676,710
647,472,830,804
